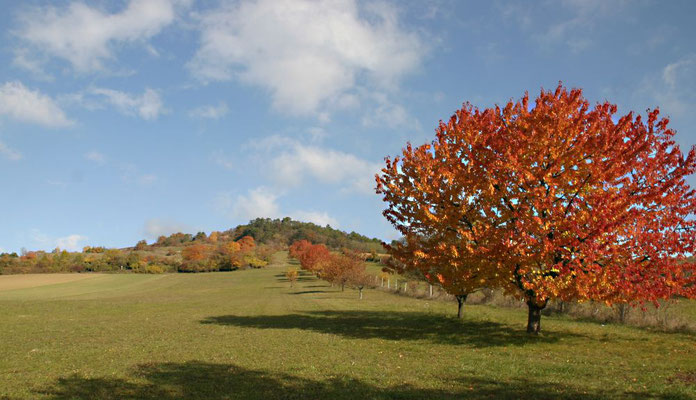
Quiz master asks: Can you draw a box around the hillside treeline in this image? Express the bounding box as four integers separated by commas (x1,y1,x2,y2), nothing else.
229,217,383,252
0,233,274,274
0,218,385,275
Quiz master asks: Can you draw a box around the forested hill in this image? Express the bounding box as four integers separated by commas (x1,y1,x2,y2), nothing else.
226,218,384,253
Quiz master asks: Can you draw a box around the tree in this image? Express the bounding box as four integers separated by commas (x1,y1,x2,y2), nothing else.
286,268,299,288
344,257,372,299
297,244,330,275
289,240,312,260
323,252,367,292
377,83,696,333
237,236,256,253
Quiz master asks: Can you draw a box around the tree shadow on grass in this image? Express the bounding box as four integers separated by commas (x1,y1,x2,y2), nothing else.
290,290,331,295
201,310,586,347
34,361,689,400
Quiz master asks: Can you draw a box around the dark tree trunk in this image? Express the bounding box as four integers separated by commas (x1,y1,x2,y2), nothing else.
341,282,345,292
526,299,548,334
455,294,468,319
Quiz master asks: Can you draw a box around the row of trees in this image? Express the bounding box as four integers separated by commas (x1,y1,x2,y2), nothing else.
376,84,696,334
289,240,372,298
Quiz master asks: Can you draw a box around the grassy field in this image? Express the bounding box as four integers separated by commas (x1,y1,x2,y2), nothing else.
1,253,695,399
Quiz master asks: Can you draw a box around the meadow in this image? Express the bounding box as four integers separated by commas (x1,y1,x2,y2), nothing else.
1,253,694,399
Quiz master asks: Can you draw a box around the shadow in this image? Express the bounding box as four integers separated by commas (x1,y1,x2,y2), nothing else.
34,361,689,400
304,285,330,288
290,290,330,295
201,310,586,347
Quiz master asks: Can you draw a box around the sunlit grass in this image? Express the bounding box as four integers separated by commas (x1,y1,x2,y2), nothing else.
0,253,694,399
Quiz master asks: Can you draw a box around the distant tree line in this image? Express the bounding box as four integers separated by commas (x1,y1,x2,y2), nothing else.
230,217,384,253
0,218,385,275
0,234,272,275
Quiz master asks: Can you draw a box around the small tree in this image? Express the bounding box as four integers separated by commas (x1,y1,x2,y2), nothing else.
285,268,299,288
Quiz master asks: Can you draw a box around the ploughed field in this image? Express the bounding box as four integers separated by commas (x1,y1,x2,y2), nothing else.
1,253,694,399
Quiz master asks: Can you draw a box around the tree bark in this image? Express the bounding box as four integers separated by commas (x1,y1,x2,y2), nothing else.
455,294,468,319
359,288,363,300
429,284,433,298
526,299,547,334
341,282,345,292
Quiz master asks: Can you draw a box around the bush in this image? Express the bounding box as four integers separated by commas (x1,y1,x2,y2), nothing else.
145,265,165,274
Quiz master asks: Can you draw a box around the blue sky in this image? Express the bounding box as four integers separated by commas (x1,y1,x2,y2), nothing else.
0,0,694,252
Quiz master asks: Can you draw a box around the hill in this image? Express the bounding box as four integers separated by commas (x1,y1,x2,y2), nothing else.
0,218,385,275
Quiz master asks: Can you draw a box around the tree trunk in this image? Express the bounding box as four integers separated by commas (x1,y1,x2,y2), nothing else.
429,284,433,298
387,279,390,289
341,282,345,292
455,294,468,319
617,303,629,323
526,299,547,334
359,288,363,300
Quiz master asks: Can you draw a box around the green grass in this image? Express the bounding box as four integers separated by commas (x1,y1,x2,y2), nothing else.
1,253,695,399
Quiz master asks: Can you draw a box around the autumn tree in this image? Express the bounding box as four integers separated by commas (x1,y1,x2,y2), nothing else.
285,268,299,288
180,243,214,272
289,240,312,260
296,243,330,275
377,83,696,333
322,252,367,293
237,236,256,253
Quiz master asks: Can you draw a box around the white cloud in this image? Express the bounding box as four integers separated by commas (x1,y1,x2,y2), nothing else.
290,211,339,227
635,55,696,120
119,164,158,186
85,151,106,164
31,229,88,251
0,141,22,161
0,81,73,127
226,187,281,221
90,87,165,120
261,138,381,194
211,151,235,170
143,218,193,239
188,0,423,116
14,0,188,73
361,91,421,130
215,186,339,226
502,0,629,53
662,56,695,90
55,234,88,251
189,102,229,119
138,174,158,186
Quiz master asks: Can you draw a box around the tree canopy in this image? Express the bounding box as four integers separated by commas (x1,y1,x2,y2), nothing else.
377,83,696,333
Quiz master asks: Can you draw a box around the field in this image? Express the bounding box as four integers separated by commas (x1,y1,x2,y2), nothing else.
1,253,695,399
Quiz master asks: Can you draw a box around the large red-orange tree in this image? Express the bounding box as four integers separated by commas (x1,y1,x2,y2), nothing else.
295,243,330,275
377,84,696,333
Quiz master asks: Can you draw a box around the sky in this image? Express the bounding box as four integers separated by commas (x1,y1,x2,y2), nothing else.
0,0,694,253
